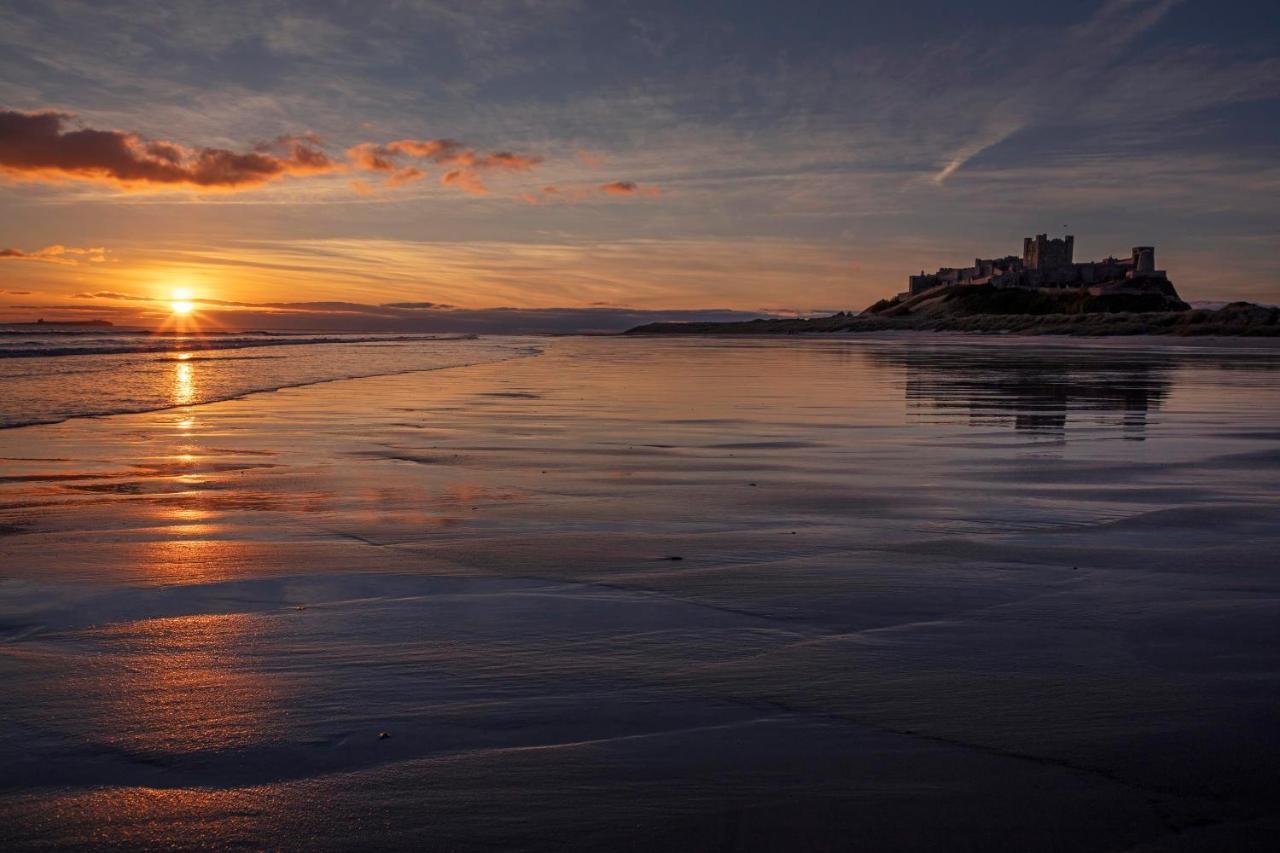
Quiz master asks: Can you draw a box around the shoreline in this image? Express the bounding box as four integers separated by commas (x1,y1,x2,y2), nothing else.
9,332,1280,433
0,339,544,432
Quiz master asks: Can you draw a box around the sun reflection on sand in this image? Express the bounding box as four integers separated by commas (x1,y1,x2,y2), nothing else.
137,537,235,585
73,612,286,753
167,502,211,526
152,403,229,578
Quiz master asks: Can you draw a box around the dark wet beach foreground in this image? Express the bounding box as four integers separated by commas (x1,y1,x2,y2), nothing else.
2,335,1279,851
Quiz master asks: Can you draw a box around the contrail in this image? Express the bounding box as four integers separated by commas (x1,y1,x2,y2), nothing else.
933,0,1183,185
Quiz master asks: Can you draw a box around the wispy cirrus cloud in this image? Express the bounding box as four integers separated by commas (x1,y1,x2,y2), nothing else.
52,236,869,313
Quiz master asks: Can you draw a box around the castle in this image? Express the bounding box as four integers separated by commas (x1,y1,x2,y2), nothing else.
905,235,1167,298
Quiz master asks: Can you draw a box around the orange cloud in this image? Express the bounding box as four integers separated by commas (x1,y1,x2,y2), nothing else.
600,180,659,196
435,152,540,196
387,167,425,187
475,151,540,171
0,110,336,190
575,149,607,168
519,181,661,204
442,168,489,195
348,138,541,194
346,142,399,172
346,145,424,188
519,185,564,204
1,244,107,264
385,138,468,163
0,110,617,202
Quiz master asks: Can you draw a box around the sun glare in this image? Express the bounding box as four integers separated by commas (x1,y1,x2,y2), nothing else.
171,288,195,316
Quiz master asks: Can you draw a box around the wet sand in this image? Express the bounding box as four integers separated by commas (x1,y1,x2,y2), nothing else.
2,336,1280,850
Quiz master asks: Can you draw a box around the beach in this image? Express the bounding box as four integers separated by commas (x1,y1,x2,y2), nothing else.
3,334,1280,850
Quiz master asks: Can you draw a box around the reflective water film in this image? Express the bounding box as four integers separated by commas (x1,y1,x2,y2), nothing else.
2,335,1279,851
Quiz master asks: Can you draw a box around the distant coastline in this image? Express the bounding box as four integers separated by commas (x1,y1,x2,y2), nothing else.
3,319,114,327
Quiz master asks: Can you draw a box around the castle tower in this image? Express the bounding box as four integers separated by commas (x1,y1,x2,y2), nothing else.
1132,246,1155,275
1023,234,1074,271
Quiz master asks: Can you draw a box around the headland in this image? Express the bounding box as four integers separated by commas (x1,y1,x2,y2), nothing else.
627,235,1279,337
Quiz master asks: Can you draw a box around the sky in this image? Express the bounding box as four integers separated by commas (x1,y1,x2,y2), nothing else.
1,0,1277,331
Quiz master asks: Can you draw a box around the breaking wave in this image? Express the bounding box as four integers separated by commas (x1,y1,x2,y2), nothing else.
0,333,541,429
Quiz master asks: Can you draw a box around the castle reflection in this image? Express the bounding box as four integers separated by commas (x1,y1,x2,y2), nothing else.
867,347,1177,439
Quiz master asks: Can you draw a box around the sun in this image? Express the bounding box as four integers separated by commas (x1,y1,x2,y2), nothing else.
171,288,195,316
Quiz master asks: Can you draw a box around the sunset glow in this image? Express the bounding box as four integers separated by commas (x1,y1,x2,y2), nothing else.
1,1,1278,331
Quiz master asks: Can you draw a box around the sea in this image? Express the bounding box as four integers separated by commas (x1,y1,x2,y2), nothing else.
0,326,541,428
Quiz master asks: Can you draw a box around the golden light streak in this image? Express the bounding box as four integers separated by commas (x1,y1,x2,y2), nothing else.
173,358,195,406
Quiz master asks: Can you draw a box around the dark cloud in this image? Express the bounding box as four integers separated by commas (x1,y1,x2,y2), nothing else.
2,244,107,264
73,290,143,299
1,110,639,202
0,110,335,190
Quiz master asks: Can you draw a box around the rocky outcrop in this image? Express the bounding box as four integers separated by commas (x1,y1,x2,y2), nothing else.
625,291,1280,338
871,279,1189,318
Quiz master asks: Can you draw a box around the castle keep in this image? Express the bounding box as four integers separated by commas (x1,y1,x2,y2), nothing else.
906,235,1167,298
